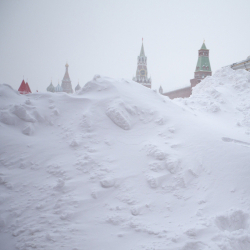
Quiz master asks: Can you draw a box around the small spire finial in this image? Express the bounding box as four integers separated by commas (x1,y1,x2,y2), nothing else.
142,37,143,43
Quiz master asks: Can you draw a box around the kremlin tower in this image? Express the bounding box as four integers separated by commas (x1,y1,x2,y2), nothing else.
133,39,151,88
190,41,212,87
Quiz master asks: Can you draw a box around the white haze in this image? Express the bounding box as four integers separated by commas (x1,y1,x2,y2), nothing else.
0,0,250,91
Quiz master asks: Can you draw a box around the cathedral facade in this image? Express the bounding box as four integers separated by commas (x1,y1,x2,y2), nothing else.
133,40,151,88
47,63,77,93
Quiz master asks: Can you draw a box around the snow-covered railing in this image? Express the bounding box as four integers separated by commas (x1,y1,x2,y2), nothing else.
225,56,250,71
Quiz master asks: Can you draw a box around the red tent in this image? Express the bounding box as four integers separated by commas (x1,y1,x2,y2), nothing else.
25,82,32,93
18,80,32,94
18,80,27,94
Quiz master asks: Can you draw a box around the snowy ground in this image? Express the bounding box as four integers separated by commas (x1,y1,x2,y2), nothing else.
0,67,250,250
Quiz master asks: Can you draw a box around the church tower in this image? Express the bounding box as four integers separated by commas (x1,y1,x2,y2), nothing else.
133,39,151,88
190,42,212,88
61,63,73,93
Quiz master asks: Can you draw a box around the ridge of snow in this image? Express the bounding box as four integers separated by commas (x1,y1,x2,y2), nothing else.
0,71,250,250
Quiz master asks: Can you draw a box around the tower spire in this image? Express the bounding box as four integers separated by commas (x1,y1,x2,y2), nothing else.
61,62,73,93
132,40,151,88
190,42,212,88
140,42,145,57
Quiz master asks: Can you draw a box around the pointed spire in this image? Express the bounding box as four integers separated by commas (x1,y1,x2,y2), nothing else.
200,41,207,50
140,38,145,57
63,62,70,80
61,62,73,93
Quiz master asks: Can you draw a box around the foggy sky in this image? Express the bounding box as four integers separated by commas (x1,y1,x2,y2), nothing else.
0,0,250,93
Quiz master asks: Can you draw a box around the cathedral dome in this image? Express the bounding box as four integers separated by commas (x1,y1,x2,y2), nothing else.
54,83,63,92
75,83,81,92
47,82,55,92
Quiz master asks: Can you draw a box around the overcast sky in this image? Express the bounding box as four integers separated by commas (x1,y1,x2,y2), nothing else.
0,0,250,93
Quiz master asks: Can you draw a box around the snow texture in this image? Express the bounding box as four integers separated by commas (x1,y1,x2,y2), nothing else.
0,69,250,250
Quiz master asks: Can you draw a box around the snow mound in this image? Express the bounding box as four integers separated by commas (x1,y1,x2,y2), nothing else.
0,74,250,250
215,210,249,232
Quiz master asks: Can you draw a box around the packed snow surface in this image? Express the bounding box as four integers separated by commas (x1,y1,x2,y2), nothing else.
0,68,250,250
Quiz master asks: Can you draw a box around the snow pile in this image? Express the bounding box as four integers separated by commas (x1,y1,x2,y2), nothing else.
178,67,250,133
0,72,250,250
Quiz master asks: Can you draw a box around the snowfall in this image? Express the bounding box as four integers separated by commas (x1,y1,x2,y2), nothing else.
0,67,250,250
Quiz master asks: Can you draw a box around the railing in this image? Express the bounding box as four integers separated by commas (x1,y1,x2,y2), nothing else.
225,56,250,71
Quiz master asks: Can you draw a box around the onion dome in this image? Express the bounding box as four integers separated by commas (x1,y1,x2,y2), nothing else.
54,83,63,92
47,82,55,92
75,82,81,92
159,85,163,94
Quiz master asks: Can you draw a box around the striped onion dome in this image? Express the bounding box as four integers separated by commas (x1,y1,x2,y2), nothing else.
54,83,63,92
47,82,55,92
75,83,81,92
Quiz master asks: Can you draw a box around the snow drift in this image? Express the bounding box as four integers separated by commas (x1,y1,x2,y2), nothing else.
0,68,250,250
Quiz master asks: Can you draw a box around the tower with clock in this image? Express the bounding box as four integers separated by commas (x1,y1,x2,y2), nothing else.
133,39,152,88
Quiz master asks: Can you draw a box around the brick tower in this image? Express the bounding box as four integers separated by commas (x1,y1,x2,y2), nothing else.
133,39,151,88
61,63,73,93
190,42,212,88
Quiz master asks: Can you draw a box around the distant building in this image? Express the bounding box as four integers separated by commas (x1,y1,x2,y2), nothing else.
47,81,55,92
162,42,212,99
133,39,152,88
61,63,73,93
18,80,32,94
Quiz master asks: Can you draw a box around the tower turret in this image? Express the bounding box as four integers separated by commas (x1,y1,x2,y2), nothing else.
133,39,151,88
190,41,212,88
61,63,73,93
